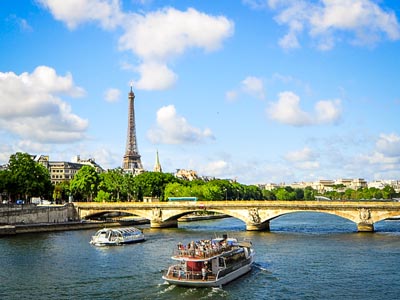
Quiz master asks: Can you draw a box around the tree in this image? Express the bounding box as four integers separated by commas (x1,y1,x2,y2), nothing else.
7,152,52,202
303,187,315,200
262,189,276,200
98,168,125,201
53,181,70,203
70,166,99,201
132,172,178,201
382,185,396,199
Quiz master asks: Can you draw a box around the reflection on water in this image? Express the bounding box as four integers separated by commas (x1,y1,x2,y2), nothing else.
1,212,399,300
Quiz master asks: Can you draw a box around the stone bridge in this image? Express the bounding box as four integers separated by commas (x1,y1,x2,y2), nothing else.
73,200,400,232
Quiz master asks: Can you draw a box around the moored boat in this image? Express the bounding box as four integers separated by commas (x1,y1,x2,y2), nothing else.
162,234,254,287
90,227,145,246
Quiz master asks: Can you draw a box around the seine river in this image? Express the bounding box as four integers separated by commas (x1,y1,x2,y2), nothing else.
1,212,400,300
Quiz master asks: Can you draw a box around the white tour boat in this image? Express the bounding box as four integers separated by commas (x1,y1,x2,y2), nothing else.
90,227,145,246
162,234,254,287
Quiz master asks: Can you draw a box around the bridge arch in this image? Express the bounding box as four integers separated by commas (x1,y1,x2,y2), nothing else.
73,201,400,232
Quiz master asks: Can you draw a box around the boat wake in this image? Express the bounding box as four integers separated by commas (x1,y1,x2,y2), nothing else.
157,283,176,295
253,261,271,272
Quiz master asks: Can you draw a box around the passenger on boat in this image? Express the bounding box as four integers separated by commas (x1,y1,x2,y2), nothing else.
202,262,209,281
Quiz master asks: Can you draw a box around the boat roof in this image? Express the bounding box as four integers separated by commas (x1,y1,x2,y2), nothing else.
96,227,142,234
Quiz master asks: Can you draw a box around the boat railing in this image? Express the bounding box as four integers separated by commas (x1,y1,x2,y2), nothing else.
166,265,215,281
173,244,235,259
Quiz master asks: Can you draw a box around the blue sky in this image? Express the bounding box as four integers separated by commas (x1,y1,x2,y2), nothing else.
1,0,400,184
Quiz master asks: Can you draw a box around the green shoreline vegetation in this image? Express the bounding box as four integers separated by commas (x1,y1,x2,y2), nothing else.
0,152,398,204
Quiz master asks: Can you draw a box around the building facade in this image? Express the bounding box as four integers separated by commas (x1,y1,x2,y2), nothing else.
35,155,104,185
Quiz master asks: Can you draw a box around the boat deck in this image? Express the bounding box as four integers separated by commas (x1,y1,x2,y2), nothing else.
163,270,216,282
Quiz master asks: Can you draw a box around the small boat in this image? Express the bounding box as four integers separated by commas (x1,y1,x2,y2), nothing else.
90,227,145,246
162,234,254,287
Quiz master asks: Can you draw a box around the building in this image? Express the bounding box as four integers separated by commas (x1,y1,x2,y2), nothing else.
175,169,199,181
122,85,144,174
35,155,104,185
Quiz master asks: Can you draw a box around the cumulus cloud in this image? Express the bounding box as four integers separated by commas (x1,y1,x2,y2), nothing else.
247,0,400,49
40,1,234,90
133,62,178,90
147,105,215,144
104,88,121,102
0,66,88,144
266,91,341,126
120,7,234,90
119,7,233,61
226,76,265,101
37,0,123,29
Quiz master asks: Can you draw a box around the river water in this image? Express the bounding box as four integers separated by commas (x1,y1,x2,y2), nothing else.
1,212,400,300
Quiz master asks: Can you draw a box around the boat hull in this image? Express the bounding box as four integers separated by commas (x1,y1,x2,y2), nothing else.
91,236,145,247
163,258,253,287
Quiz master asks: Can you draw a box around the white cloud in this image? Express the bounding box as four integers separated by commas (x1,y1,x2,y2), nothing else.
0,66,88,144
284,147,320,170
104,88,121,102
134,62,178,90
147,105,215,144
38,0,123,29
260,0,400,49
40,2,234,90
376,133,400,157
266,91,341,126
119,7,234,90
226,76,265,101
119,7,234,61
241,76,266,100
200,160,229,177
284,147,317,162
315,99,342,124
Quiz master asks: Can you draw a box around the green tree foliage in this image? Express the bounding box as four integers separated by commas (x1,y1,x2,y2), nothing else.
95,190,111,202
53,181,70,203
262,189,276,200
70,165,99,201
129,172,178,201
303,186,315,200
6,152,52,201
98,168,125,201
273,187,297,200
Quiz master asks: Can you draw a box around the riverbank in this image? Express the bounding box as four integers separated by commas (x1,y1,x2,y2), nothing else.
0,214,229,236
0,218,149,236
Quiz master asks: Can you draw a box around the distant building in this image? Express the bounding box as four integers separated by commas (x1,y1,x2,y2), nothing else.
175,169,199,181
34,155,104,185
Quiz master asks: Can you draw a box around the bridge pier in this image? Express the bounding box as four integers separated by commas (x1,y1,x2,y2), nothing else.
150,219,178,229
357,223,374,232
246,221,270,231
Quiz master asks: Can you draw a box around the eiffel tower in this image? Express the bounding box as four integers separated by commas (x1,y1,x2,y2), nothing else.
122,85,143,173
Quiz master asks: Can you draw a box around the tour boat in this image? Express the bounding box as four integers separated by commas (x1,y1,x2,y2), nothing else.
162,234,254,287
90,227,145,246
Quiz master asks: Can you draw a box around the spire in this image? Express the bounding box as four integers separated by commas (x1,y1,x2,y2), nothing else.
154,150,162,172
